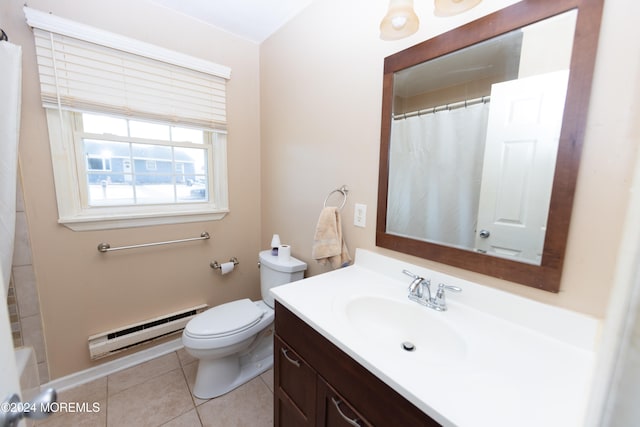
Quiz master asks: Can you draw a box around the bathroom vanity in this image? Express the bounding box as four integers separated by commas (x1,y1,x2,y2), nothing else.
271,249,599,426
274,302,437,426
271,0,605,423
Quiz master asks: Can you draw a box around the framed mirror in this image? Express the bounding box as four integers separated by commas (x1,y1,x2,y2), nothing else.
376,0,604,292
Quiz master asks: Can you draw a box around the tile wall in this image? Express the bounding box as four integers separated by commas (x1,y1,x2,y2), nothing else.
5,176,49,384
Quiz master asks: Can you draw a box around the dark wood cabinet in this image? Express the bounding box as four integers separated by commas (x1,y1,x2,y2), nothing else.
274,302,440,427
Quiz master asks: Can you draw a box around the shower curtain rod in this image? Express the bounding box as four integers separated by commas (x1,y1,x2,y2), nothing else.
393,95,490,120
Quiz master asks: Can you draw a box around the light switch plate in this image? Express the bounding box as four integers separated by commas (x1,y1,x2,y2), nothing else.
354,203,367,228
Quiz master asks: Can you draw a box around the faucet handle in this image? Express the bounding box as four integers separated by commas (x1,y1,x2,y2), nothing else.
402,269,420,280
433,283,462,311
438,283,461,293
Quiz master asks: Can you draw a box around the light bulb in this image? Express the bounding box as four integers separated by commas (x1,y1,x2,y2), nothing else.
391,16,408,29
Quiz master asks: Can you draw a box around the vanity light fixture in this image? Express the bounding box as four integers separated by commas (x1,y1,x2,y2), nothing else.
380,0,420,41
380,0,483,40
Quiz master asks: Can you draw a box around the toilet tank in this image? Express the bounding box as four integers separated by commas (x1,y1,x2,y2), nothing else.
259,250,307,308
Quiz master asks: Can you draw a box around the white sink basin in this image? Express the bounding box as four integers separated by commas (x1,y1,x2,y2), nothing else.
272,250,599,427
341,295,467,364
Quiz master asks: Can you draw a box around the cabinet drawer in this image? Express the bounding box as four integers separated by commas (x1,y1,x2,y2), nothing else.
275,336,317,425
318,378,372,427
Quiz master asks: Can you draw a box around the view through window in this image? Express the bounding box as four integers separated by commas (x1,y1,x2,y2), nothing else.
79,112,213,207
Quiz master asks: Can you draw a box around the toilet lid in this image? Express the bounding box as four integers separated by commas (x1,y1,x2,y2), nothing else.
185,299,264,338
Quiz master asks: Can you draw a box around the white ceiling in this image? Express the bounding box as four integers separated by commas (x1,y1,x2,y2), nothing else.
149,0,316,44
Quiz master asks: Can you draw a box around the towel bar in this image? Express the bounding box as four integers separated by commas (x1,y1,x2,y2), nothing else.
97,232,210,253
323,185,349,210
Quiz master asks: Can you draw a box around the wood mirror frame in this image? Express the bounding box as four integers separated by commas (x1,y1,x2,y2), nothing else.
376,0,604,292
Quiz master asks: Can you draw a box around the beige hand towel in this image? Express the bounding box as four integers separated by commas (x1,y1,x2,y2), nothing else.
312,207,352,269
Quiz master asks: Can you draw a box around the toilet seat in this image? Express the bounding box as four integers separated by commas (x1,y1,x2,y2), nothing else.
185,299,264,339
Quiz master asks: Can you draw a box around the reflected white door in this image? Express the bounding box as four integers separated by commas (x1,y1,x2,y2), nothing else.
475,70,569,264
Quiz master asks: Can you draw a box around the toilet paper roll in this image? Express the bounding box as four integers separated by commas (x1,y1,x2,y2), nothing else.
220,261,235,275
278,244,291,261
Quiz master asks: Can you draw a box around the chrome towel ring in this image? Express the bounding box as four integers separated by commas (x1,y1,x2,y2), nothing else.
323,185,349,211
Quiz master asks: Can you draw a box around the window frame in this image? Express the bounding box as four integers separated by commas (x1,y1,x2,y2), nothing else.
47,109,229,231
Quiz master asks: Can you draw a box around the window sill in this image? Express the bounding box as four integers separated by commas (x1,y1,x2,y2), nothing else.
59,209,229,231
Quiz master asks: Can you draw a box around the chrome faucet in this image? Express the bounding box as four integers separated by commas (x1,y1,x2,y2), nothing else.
402,270,461,311
407,275,429,300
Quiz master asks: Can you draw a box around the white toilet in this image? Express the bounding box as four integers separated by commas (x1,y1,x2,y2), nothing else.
182,250,307,399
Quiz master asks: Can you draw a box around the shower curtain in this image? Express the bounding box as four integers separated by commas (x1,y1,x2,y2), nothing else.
387,102,489,250
0,41,22,298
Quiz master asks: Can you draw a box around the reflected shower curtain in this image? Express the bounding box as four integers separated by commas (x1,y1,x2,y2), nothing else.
387,103,489,250
0,41,22,298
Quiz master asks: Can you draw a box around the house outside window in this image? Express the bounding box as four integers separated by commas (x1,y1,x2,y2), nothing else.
87,156,112,172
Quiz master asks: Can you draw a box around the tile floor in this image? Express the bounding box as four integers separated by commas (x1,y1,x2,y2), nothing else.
35,349,274,427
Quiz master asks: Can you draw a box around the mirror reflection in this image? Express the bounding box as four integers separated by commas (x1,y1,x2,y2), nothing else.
386,11,576,265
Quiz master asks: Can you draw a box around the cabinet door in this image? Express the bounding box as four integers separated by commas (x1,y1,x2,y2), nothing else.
317,378,372,427
275,336,317,427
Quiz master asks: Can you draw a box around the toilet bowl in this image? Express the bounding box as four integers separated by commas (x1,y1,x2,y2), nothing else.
182,250,306,399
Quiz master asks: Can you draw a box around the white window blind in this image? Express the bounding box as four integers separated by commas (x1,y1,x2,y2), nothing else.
26,8,230,130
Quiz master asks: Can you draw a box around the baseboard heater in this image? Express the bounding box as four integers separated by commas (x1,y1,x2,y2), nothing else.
88,304,207,360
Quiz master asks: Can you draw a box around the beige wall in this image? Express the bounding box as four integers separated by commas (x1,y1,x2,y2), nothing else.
260,0,640,318
5,0,262,378
5,0,639,379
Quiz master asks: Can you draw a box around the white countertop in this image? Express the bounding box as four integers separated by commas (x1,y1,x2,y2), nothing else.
271,249,599,427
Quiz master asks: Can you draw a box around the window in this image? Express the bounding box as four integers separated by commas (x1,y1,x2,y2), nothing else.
26,7,231,230
45,109,228,230
77,112,220,208
87,157,111,172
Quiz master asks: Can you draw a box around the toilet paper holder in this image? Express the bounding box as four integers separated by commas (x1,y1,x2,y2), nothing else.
210,257,239,271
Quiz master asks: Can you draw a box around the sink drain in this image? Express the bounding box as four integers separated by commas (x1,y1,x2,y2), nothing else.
401,341,416,352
